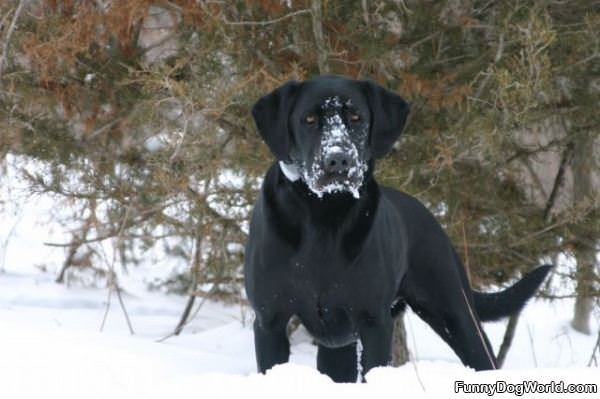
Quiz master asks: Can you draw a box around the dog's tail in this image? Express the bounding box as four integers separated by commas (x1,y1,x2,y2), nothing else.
473,265,552,322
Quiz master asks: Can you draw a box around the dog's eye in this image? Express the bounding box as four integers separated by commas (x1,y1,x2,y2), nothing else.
305,115,316,124
350,113,360,122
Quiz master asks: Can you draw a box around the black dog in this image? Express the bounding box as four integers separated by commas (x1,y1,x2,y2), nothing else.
244,75,551,383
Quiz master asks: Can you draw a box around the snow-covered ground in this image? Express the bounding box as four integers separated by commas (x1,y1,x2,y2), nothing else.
1,163,599,398
1,267,598,399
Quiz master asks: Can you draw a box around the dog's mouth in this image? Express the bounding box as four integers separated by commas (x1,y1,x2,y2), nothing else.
301,156,367,199
279,159,367,198
308,173,365,199
300,135,368,199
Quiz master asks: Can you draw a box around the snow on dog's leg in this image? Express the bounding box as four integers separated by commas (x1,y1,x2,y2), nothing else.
358,312,393,377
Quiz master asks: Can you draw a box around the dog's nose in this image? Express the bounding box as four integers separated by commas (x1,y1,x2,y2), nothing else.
324,152,352,174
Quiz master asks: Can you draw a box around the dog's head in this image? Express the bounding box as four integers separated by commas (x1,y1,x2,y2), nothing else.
252,75,410,198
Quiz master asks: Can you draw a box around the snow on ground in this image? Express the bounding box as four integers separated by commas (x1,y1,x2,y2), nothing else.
1,267,598,398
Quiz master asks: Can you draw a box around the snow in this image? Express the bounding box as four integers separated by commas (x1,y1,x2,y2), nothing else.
143,133,169,152
84,73,95,84
0,266,598,398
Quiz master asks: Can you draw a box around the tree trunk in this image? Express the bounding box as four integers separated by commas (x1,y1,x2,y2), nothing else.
392,313,410,366
571,132,596,335
56,218,92,284
173,236,203,336
310,0,329,74
571,242,596,334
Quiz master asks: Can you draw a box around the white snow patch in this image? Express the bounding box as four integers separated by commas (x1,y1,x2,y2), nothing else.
0,269,598,399
84,73,95,84
144,133,169,152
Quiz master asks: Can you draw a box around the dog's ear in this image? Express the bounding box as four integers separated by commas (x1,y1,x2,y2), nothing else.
251,81,301,161
361,80,410,159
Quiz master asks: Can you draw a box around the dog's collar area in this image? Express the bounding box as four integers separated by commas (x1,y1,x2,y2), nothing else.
279,161,301,182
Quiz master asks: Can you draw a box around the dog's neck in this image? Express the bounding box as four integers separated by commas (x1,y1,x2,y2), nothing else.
268,162,379,259
274,160,375,217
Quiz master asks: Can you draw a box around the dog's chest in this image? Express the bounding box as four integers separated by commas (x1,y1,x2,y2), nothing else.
281,242,372,347
288,238,363,297
290,273,361,348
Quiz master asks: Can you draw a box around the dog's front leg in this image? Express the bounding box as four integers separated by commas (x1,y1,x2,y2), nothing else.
253,313,290,373
358,313,393,378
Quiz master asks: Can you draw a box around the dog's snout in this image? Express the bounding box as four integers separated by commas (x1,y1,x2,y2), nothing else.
324,152,352,174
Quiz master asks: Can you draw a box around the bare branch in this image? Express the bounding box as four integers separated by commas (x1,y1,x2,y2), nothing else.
156,282,218,343
543,141,574,223
140,32,179,56
86,117,124,140
224,8,311,26
496,312,520,367
44,204,169,247
100,205,135,335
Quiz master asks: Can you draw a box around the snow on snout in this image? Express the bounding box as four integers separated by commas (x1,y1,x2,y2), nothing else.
320,113,359,169
328,145,344,153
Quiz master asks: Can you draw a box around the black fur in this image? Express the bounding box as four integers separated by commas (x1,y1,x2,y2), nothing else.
245,75,551,383
473,265,552,322
360,80,410,158
252,81,300,162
